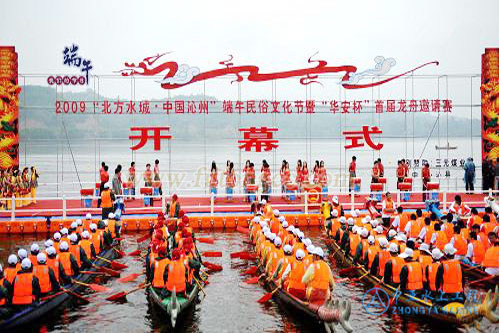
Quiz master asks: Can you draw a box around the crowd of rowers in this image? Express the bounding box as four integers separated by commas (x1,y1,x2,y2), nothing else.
145,212,202,297
248,201,335,303
0,213,119,307
323,193,498,303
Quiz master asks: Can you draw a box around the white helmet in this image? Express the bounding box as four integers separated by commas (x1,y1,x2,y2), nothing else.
69,234,78,243
8,254,18,265
347,217,354,225
298,231,305,239
53,232,61,241
365,216,371,222
303,238,312,247
90,223,97,231
443,243,457,256
361,229,369,238
292,228,300,236
314,247,324,258
350,210,357,218
287,225,295,232
306,244,315,253
252,216,261,223
362,217,369,224
282,220,289,228
332,196,339,204
296,249,306,260
61,228,68,235
18,248,28,259
278,215,285,222
82,231,90,239
21,258,32,270
339,216,347,224
399,248,414,259
274,237,282,247
30,243,40,253
432,248,444,260
46,246,57,256
109,213,115,219
71,222,78,229
261,199,267,205
370,219,378,227
76,219,83,226
419,243,431,254
388,229,397,238
103,220,109,227
44,239,54,248
59,241,69,251
283,244,293,254
352,226,359,234
262,226,270,234
395,233,407,243
0,264,2,273
378,237,389,248
86,213,92,220
269,233,276,241
375,226,384,234
104,182,111,189
332,210,339,217
388,243,399,253
37,253,47,264
273,209,280,216
355,209,361,215
368,235,375,245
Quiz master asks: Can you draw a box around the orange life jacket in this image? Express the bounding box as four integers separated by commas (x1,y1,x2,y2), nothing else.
303,254,314,269
399,214,409,233
452,234,467,256
391,256,404,284
405,262,423,290
441,260,463,293
435,231,448,251
427,262,439,291
482,246,499,268
152,258,170,288
269,248,284,274
29,254,39,268
281,255,295,279
91,232,101,254
444,223,454,241
33,265,52,294
360,239,369,257
60,237,69,246
310,260,330,290
418,255,432,282
107,219,116,238
57,252,74,276
80,239,93,259
166,260,186,292
70,244,81,267
270,219,280,234
330,220,341,236
424,225,434,244
4,266,18,284
383,200,394,215
349,234,361,257
472,240,485,264
287,260,306,291
409,220,423,239
47,257,60,282
101,190,113,208
378,250,391,277
169,201,177,217
482,222,497,236
367,245,380,269
12,273,35,305
0,278,4,305
479,232,490,250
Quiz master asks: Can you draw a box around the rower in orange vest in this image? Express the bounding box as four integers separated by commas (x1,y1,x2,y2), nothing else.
425,248,443,298
466,230,485,266
418,217,434,245
450,225,467,260
435,244,465,303
292,230,306,256
282,249,307,300
481,214,498,239
484,206,497,224
417,243,433,285
399,248,423,296
442,214,455,242
304,245,315,269
59,228,70,246
353,228,370,264
363,236,380,270
270,209,281,234
165,249,188,295
10,258,41,306
431,223,448,251
266,237,284,276
0,264,12,306
52,232,61,253
150,245,170,289
347,227,361,258
84,213,93,231
56,241,80,279
383,244,405,286
28,243,41,268
4,254,19,284
46,246,68,284
80,231,97,260
89,223,103,254
68,234,92,270
167,194,180,218
33,253,60,295
369,237,391,277
302,247,335,303
482,232,499,275
274,244,295,281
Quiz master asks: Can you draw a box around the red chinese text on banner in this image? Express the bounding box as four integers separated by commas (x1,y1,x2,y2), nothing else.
129,127,172,151
238,127,278,152
343,126,383,150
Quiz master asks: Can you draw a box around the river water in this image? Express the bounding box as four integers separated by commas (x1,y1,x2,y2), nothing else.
0,229,495,333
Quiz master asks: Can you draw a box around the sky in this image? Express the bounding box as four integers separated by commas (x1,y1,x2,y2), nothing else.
1,0,497,75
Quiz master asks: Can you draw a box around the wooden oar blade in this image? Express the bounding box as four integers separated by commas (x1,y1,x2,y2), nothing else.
97,266,121,277
136,233,150,243
106,291,127,301
127,249,142,256
80,270,106,276
338,267,358,275
113,248,126,258
202,251,223,258
257,292,273,304
117,273,141,283
203,261,223,271
242,267,258,275
236,226,250,234
244,277,260,284
90,283,111,293
111,261,129,270
239,253,257,261
230,251,248,258
198,237,215,244
64,288,91,304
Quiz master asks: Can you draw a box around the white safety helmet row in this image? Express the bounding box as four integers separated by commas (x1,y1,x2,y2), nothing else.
46,246,57,256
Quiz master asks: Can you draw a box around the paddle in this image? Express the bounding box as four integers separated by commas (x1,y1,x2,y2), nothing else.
236,226,250,234
352,272,369,282
136,233,151,243
257,286,280,304
93,264,121,277
338,266,360,275
114,237,124,242
242,267,258,275
80,270,109,276
113,248,126,258
203,261,223,271
198,237,215,244
193,276,207,297
243,240,253,245
106,282,149,302
72,279,111,293
117,273,143,283
244,276,261,284
202,251,223,258
468,274,498,286
96,256,128,270
127,249,142,256
40,290,65,301
230,251,249,258
239,253,257,261
63,287,91,304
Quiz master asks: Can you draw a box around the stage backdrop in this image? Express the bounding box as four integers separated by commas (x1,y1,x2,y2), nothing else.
481,48,499,189
0,46,20,169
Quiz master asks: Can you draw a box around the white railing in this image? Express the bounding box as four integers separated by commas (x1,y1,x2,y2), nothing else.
0,188,496,221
